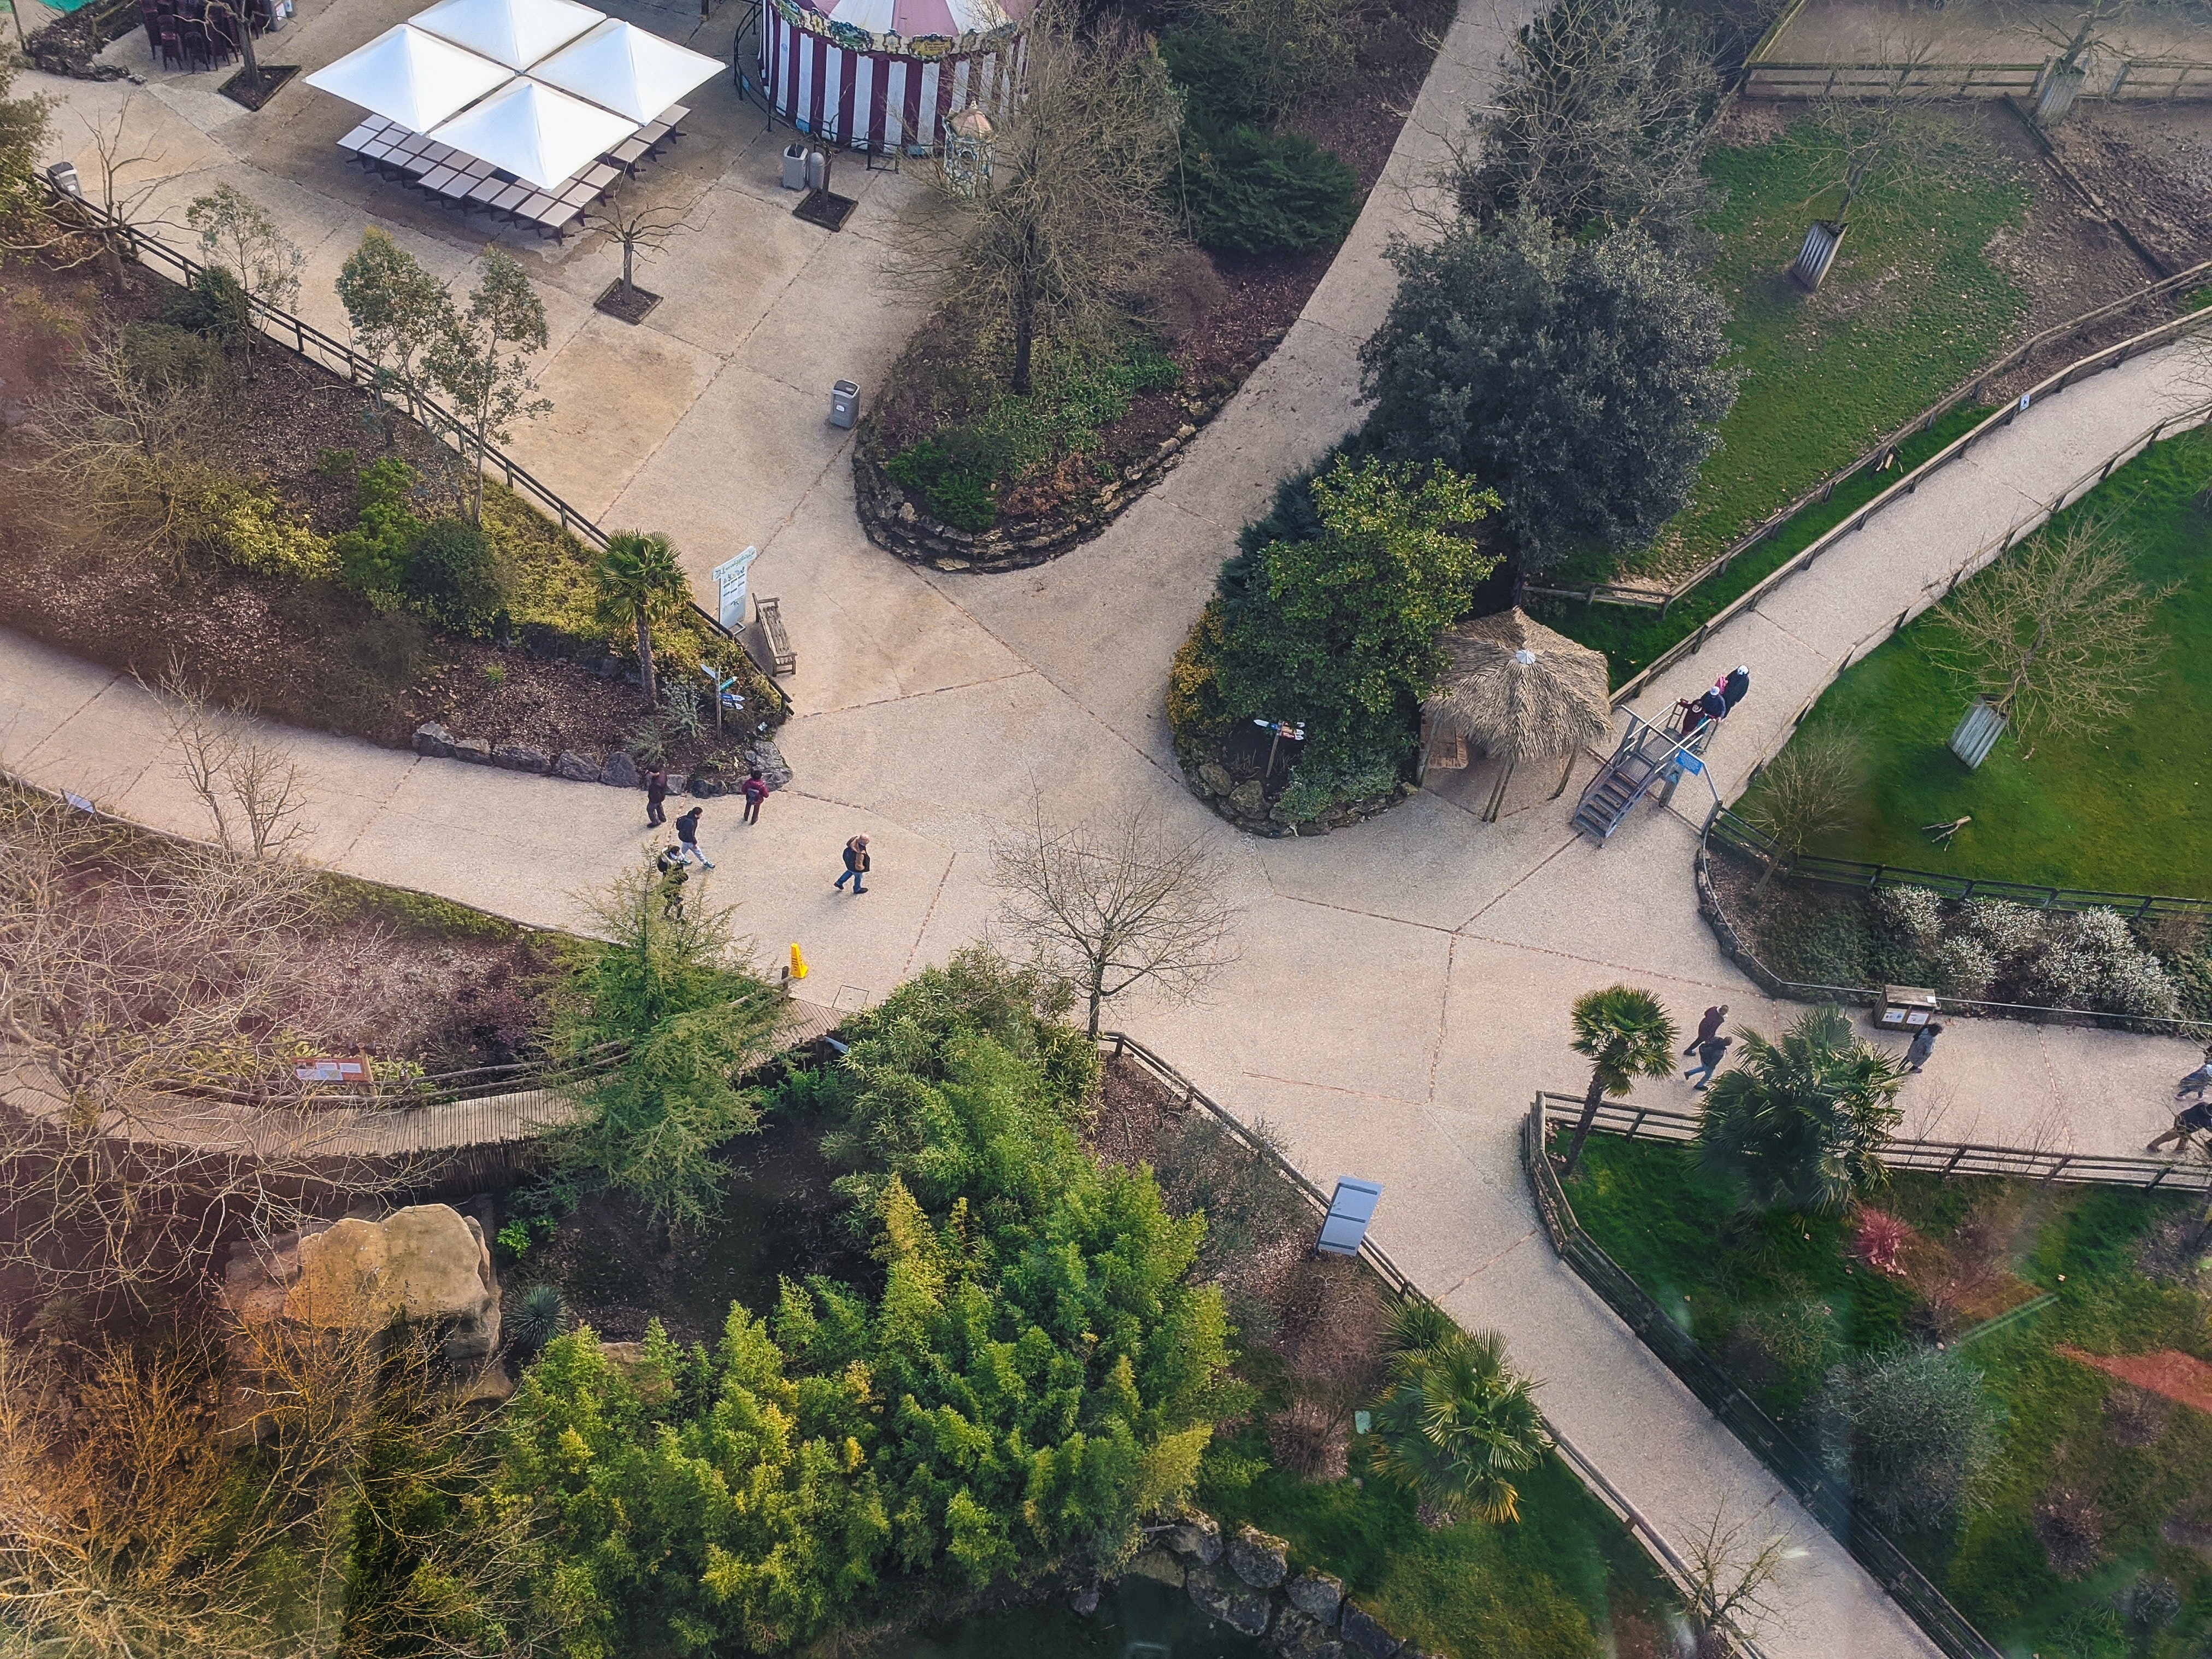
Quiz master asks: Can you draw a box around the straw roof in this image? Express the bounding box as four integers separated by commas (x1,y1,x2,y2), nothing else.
1425,608,1611,766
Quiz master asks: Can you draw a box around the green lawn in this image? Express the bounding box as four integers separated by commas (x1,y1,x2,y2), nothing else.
1744,424,2212,897
1562,1134,2212,1659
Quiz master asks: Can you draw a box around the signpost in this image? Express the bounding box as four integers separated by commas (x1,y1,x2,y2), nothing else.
1316,1177,1382,1257
1253,717,1305,781
711,546,760,633
699,664,742,738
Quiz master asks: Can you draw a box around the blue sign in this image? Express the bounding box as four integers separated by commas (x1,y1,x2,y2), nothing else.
1675,753,1704,776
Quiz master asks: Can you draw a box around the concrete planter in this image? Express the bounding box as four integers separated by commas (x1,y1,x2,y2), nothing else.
1791,219,1848,291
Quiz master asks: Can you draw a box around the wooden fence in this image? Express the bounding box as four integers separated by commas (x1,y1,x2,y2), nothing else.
1745,56,2212,102
1524,1095,2017,1659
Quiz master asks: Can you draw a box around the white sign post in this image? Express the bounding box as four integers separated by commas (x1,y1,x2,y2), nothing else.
712,546,759,633
1316,1177,1383,1257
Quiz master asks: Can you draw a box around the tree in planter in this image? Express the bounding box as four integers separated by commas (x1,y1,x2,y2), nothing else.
588,196,691,310
990,795,1238,1038
185,183,303,376
1698,1006,1908,1214
1558,984,1677,1179
1738,726,1866,892
425,247,551,524
1370,1323,1550,1525
337,227,456,444
919,3,1181,394
592,531,689,708
1359,210,1737,584
1456,0,1722,256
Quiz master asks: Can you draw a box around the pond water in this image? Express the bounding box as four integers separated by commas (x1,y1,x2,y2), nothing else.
883,1576,1269,1659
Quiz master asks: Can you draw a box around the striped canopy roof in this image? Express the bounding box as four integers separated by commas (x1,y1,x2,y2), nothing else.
794,0,1028,43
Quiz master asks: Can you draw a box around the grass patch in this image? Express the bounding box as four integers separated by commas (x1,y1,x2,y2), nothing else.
1560,1133,2212,1659
1739,423,2212,896
1535,402,1992,686
317,873,524,941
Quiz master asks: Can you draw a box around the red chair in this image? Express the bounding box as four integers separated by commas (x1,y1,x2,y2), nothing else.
158,27,184,69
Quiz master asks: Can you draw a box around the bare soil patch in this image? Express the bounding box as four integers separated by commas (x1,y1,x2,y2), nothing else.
2060,1345,2212,1417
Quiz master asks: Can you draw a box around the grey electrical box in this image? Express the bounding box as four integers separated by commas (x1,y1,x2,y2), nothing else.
804,148,831,192
829,379,859,429
45,162,80,198
780,143,807,191
1316,1178,1382,1257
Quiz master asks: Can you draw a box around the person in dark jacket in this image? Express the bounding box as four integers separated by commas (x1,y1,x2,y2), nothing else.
741,769,769,826
834,834,870,894
655,845,688,918
1721,665,1751,713
2148,1098,2212,1155
1684,1034,1732,1091
1686,1004,1729,1053
674,805,714,869
1905,1022,1943,1072
645,766,669,828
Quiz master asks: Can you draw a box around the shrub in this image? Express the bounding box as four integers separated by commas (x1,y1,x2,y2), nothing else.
1872,886,1944,956
1724,1299,1837,1403
404,517,505,637
510,1283,566,1352
1160,24,1281,127
175,474,337,579
2033,1485,2107,1580
1852,1208,1910,1277
1819,1345,2001,1531
118,321,227,392
10,291,85,381
1963,898,2043,961
1167,600,1231,749
1271,750,1404,822
336,456,424,603
159,264,248,342
1179,119,1361,256
885,434,999,531
1932,936,1997,999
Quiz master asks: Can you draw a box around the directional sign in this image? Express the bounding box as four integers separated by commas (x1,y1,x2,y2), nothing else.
712,546,760,632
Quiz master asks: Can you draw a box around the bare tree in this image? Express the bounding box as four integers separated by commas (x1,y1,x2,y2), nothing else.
908,2,1182,395
64,98,167,293
2004,0,2137,121
23,326,219,563
991,796,1239,1038
146,666,314,858
1926,516,2170,760
186,183,304,376
1678,1496,1797,1657
1739,727,1865,892
589,195,692,308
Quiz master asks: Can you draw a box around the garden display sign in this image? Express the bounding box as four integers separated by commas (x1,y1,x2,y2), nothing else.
713,546,759,632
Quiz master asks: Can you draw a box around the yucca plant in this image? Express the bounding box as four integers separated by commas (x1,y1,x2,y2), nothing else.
511,1283,567,1355
1370,1327,1550,1525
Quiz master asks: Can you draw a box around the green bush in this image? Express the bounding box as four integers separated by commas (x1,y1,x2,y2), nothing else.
335,457,423,604
886,434,999,531
1272,751,1404,822
1161,25,1280,127
176,474,338,580
159,264,248,342
118,320,227,392
403,516,505,637
1180,119,1361,256
1818,1344,2002,1531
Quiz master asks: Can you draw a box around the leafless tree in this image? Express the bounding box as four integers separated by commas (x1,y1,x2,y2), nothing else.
1793,31,1969,233
991,796,1239,1038
145,666,314,858
905,2,1182,395
2002,0,2137,120
22,326,220,563
48,97,173,293
187,183,304,376
1926,516,2170,760
1678,1495,1797,1657
589,196,693,307
1740,727,1865,892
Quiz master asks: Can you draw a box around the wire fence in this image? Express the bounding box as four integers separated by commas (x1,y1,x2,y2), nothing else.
1522,1096,2008,1659
36,181,790,708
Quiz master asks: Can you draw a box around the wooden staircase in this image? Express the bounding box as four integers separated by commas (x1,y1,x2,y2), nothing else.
1570,715,1713,842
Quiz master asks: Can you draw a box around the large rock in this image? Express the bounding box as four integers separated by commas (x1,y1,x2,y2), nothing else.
493,743,551,774
1228,1525,1290,1589
1269,1608,1345,1659
413,721,455,758
1286,1570,1344,1626
452,737,493,764
599,751,640,789
1338,1604,1402,1659
225,1203,501,1362
1166,1511,1223,1564
1197,761,1233,797
555,750,599,781
1228,780,1267,816
1187,1564,1271,1637
742,741,792,791
1125,1549,1185,1589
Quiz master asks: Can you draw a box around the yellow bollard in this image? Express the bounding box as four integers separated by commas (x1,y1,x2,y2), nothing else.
790,943,809,980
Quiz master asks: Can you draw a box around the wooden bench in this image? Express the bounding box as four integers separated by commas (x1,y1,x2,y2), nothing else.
755,595,795,676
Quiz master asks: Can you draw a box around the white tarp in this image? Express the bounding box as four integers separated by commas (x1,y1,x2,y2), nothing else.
409,0,601,72
428,76,634,189
304,23,513,132
528,17,719,123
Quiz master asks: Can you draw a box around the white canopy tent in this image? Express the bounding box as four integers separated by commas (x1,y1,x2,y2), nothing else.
409,0,601,72
528,17,719,123
304,23,513,133
427,75,636,189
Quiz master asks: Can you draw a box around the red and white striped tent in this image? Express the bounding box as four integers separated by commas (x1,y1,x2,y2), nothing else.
761,0,1030,155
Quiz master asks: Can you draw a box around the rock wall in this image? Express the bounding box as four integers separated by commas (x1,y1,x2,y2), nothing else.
1183,757,1420,839
411,725,792,801
1103,1515,1437,1659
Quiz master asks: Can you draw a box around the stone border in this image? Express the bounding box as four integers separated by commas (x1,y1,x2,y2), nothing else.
411,723,791,801
852,330,1288,574
1181,755,1419,839
1101,1515,1437,1659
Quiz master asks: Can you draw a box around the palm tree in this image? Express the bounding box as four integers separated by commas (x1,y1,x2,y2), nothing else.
1698,1006,1908,1214
1559,985,1678,1179
1370,1325,1550,1525
592,532,689,708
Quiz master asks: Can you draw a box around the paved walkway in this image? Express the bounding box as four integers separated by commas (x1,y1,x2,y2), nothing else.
8,8,2212,1658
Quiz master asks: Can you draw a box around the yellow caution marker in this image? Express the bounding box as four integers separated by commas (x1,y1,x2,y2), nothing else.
790,943,809,980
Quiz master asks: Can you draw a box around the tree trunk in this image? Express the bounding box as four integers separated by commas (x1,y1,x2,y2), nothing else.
1559,1068,1610,1180
469,416,487,523
1086,970,1104,1039
621,241,634,299
239,11,260,86
635,614,657,708
1010,291,1035,396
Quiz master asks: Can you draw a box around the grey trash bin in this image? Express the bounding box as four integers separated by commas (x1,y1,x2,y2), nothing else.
804,148,831,192
781,143,807,191
829,380,859,429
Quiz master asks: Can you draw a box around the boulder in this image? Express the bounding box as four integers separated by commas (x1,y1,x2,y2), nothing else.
493,743,551,773
413,721,455,758
1125,1549,1185,1589
662,774,687,798
1228,780,1267,816
452,737,493,764
555,750,599,782
1186,1564,1271,1638
688,772,726,798
1286,1570,1344,1626
1068,1583,1101,1616
1338,1604,1402,1659
1197,761,1233,797
1166,1511,1223,1564
1228,1525,1290,1589
599,752,640,790
1269,1608,1345,1659
742,742,792,791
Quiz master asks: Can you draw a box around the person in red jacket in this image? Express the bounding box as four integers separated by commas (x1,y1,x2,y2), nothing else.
741,768,769,826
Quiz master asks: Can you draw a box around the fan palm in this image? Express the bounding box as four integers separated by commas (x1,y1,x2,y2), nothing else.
593,532,689,707
1370,1327,1550,1525
1560,985,1678,1179
1698,1006,1908,1213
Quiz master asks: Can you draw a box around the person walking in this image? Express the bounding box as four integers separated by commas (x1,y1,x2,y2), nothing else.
1905,1022,1944,1073
655,845,688,919
674,805,714,869
834,834,870,895
1685,1004,1728,1054
2147,1097,2212,1156
644,765,669,828
2175,1057,2212,1103
1684,1033,1732,1091
741,768,769,826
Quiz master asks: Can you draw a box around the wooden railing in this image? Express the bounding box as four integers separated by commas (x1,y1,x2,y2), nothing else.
1744,56,2212,102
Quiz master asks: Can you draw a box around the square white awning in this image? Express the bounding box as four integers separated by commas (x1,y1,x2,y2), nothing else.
528,16,719,123
428,76,636,190
409,0,602,72
304,23,514,133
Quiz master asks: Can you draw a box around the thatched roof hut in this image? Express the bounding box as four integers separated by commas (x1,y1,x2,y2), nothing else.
1423,608,1613,820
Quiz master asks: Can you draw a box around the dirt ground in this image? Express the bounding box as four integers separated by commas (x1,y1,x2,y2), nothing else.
2045,101,2212,277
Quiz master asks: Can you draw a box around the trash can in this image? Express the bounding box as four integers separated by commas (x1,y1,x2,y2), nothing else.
804,148,831,192
829,380,859,429
44,162,81,198
780,143,807,191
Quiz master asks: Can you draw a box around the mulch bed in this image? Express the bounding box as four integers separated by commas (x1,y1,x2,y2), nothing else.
2061,1346,2212,1417
220,64,302,112
0,256,768,770
593,281,663,324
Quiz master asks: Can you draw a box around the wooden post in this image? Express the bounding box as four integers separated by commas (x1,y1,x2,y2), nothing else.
1482,758,1515,823
1550,748,1578,799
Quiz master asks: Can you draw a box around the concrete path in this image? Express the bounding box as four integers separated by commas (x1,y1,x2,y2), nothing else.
9,5,2212,1657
